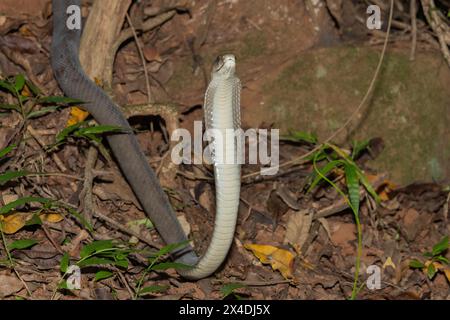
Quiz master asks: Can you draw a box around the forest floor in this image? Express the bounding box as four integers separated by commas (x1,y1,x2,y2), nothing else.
0,0,449,300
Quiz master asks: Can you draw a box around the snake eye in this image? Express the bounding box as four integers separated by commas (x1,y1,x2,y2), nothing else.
213,55,225,71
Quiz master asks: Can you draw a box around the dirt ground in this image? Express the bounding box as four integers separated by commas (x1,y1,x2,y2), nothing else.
0,0,449,300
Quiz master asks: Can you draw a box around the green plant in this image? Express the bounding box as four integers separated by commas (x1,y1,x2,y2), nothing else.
134,241,192,299
57,240,133,295
55,121,126,146
220,283,247,300
307,142,380,299
410,236,449,280
0,74,80,120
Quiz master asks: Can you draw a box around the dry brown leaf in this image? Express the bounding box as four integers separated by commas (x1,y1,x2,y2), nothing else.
318,217,332,241
244,243,295,279
143,47,162,62
284,209,312,251
2,193,18,205
0,273,23,298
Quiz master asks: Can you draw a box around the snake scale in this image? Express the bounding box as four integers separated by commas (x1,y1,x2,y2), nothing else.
51,0,241,279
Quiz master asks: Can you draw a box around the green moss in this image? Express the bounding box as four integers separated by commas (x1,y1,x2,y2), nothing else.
260,45,450,183
165,56,194,92
240,31,267,60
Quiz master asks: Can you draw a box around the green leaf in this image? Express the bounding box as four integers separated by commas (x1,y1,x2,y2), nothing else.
351,139,370,159
25,79,41,96
78,257,115,268
356,169,380,203
56,122,85,143
0,103,21,112
27,106,60,119
345,164,360,215
75,125,126,136
431,236,449,256
58,280,69,289
150,262,193,271
152,240,190,258
0,170,29,186
14,75,25,92
60,253,70,273
0,144,16,158
435,255,449,264
427,263,437,279
0,80,15,94
25,214,42,226
281,131,317,144
0,197,51,215
80,240,114,259
95,270,114,281
37,96,83,105
409,259,425,269
78,132,102,144
8,239,38,251
307,160,343,193
127,218,154,230
220,283,247,298
114,258,129,269
138,285,168,296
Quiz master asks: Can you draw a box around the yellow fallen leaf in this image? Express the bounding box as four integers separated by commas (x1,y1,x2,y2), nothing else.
424,261,444,270
244,244,295,279
383,256,396,270
0,212,30,234
443,268,450,282
21,85,32,97
40,212,64,223
67,107,89,126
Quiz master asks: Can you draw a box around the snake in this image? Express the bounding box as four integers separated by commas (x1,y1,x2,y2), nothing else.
51,0,241,279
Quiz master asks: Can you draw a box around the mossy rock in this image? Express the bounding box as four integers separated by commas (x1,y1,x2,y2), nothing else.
261,46,450,185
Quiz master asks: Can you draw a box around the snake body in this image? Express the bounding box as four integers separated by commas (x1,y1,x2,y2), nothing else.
51,0,241,279
180,55,241,279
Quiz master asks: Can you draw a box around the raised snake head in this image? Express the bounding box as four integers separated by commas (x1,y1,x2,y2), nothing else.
211,54,236,79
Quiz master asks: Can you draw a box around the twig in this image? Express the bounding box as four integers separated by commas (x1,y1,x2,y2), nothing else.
114,267,135,299
156,150,170,176
27,125,67,172
443,191,449,224
42,225,64,254
421,0,450,67
176,170,213,181
80,146,98,225
93,210,162,250
27,172,84,181
410,0,418,60
125,13,152,103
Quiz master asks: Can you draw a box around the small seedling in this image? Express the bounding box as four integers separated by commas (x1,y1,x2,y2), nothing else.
220,283,247,300
57,240,133,294
410,236,449,280
134,241,192,299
